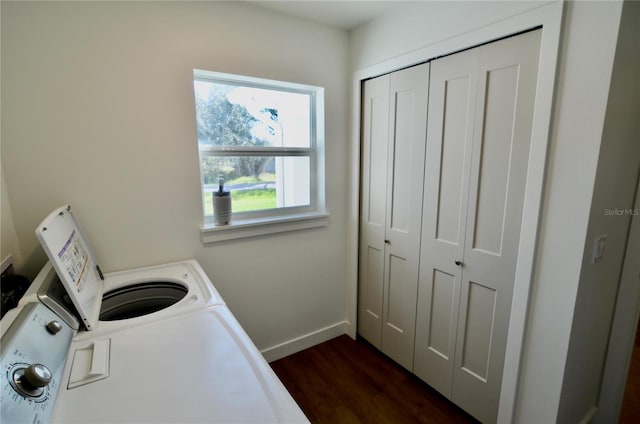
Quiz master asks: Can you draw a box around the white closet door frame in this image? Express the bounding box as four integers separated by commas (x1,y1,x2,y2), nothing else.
348,3,563,422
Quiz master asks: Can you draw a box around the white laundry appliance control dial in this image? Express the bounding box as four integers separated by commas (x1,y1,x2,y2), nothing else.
1,302,74,423
8,363,52,399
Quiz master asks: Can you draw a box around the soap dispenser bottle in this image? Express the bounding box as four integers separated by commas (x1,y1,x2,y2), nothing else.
213,176,231,226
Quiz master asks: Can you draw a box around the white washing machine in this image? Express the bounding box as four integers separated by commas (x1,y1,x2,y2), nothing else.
28,205,223,335
0,205,308,423
20,259,223,339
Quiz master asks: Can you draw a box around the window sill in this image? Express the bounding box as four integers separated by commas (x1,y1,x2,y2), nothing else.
200,211,329,243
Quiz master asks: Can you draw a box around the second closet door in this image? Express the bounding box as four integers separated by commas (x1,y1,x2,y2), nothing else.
414,29,541,423
412,43,478,396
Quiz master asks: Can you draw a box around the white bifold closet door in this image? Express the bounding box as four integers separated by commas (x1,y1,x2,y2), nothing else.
358,63,429,371
413,29,541,424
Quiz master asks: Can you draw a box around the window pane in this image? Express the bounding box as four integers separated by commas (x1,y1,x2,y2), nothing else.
194,80,311,149
202,156,310,215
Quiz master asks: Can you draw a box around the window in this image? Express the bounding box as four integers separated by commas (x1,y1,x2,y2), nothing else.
193,70,327,241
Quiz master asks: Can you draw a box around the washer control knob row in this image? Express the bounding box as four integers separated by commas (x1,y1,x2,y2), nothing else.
46,320,63,334
10,363,53,398
23,364,52,389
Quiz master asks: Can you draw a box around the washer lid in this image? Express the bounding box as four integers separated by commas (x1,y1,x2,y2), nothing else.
35,205,103,331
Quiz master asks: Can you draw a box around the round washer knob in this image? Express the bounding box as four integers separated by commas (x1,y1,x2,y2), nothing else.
46,320,63,334
23,364,52,389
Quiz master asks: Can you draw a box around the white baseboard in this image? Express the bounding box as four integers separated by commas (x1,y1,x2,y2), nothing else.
261,321,351,363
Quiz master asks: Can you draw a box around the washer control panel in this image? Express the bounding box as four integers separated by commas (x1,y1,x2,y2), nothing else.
1,302,73,423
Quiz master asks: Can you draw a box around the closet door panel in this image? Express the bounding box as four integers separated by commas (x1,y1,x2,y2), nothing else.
471,64,519,255
361,245,384,335
429,269,457,357
385,254,409,328
381,63,430,371
459,280,496,380
358,75,390,348
436,76,474,245
413,50,478,394
388,90,415,232
453,29,542,424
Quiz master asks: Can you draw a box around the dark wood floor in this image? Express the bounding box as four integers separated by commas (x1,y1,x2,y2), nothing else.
270,335,479,423
620,324,640,423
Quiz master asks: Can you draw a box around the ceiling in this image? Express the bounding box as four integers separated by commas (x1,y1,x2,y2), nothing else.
245,1,406,30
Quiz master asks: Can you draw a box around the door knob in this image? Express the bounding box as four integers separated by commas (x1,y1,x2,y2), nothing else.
384,240,391,244
455,260,463,266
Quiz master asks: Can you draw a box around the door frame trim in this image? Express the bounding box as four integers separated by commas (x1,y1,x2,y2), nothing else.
347,2,564,422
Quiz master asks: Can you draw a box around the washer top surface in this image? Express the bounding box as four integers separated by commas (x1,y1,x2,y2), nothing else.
20,259,225,340
52,305,308,423
80,259,225,339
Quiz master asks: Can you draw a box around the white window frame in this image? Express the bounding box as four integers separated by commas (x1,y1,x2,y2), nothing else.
194,69,328,243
